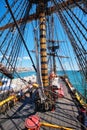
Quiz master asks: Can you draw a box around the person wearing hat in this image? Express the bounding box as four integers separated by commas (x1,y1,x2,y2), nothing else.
33,83,39,88
28,80,39,102
31,83,39,102
28,80,33,99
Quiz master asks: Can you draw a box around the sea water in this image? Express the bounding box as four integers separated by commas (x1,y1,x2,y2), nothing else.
0,70,86,96
14,71,36,78
15,70,87,96
58,70,86,96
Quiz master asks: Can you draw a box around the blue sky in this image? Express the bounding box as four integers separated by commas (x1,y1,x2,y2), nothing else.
0,0,86,71
21,13,79,70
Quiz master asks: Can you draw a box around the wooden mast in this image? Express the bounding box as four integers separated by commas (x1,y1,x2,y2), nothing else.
38,1,49,87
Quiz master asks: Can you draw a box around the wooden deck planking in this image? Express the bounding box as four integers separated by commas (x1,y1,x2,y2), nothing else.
0,80,82,130
37,80,81,130
55,81,80,129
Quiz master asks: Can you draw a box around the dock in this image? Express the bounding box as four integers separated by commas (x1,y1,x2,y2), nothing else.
0,80,82,130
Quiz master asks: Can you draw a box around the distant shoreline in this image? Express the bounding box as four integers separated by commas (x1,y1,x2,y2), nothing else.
16,68,34,73
17,70,35,73
17,70,30,73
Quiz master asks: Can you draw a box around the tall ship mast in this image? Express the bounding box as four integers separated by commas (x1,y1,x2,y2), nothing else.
0,0,87,129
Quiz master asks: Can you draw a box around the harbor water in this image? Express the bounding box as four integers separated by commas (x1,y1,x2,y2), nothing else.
15,70,87,96
0,70,86,96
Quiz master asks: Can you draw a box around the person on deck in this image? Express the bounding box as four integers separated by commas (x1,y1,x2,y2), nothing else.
32,83,39,102
28,80,39,102
78,108,87,130
17,89,24,100
49,71,57,80
28,80,33,99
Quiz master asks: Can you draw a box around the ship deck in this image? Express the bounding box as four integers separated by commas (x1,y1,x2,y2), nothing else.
0,80,82,130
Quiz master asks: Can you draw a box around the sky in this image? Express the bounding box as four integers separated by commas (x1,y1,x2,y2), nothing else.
0,0,86,71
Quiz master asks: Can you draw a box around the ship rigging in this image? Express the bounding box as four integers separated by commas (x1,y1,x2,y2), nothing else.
0,0,87,129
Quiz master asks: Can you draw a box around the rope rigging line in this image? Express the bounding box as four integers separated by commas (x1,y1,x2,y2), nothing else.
53,0,85,53
0,0,26,51
46,16,52,72
59,0,87,33
46,15,61,73
64,39,83,88
0,29,11,50
61,13,86,67
7,1,29,71
0,33,14,63
74,7,82,45
50,14,66,75
0,1,87,129
56,52,66,75
51,0,87,98
47,13,75,77
9,38,21,71
73,0,87,14
57,38,77,83
0,0,24,47
10,2,32,73
64,17,86,63
0,0,18,23
51,0,84,85
55,0,87,54
48,15,54,71
64,8,87,47
0,48,30,86
5,0,37,72
59,12,86,79
54,14,68,71
0,0,34,79
60,11,86,61
0,0,26,63
62,35,81,84
52,0,87,81
6,34,20,69
58,0,87,52
33,27,43,87
1,0,28,72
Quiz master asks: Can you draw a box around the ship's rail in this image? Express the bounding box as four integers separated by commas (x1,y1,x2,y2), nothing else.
62,76,87,108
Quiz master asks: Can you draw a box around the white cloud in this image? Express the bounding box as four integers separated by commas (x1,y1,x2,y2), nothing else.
17,56,30,61
17,57,22,61
23,56,30,60
0,55,2,58
0,55,30,61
